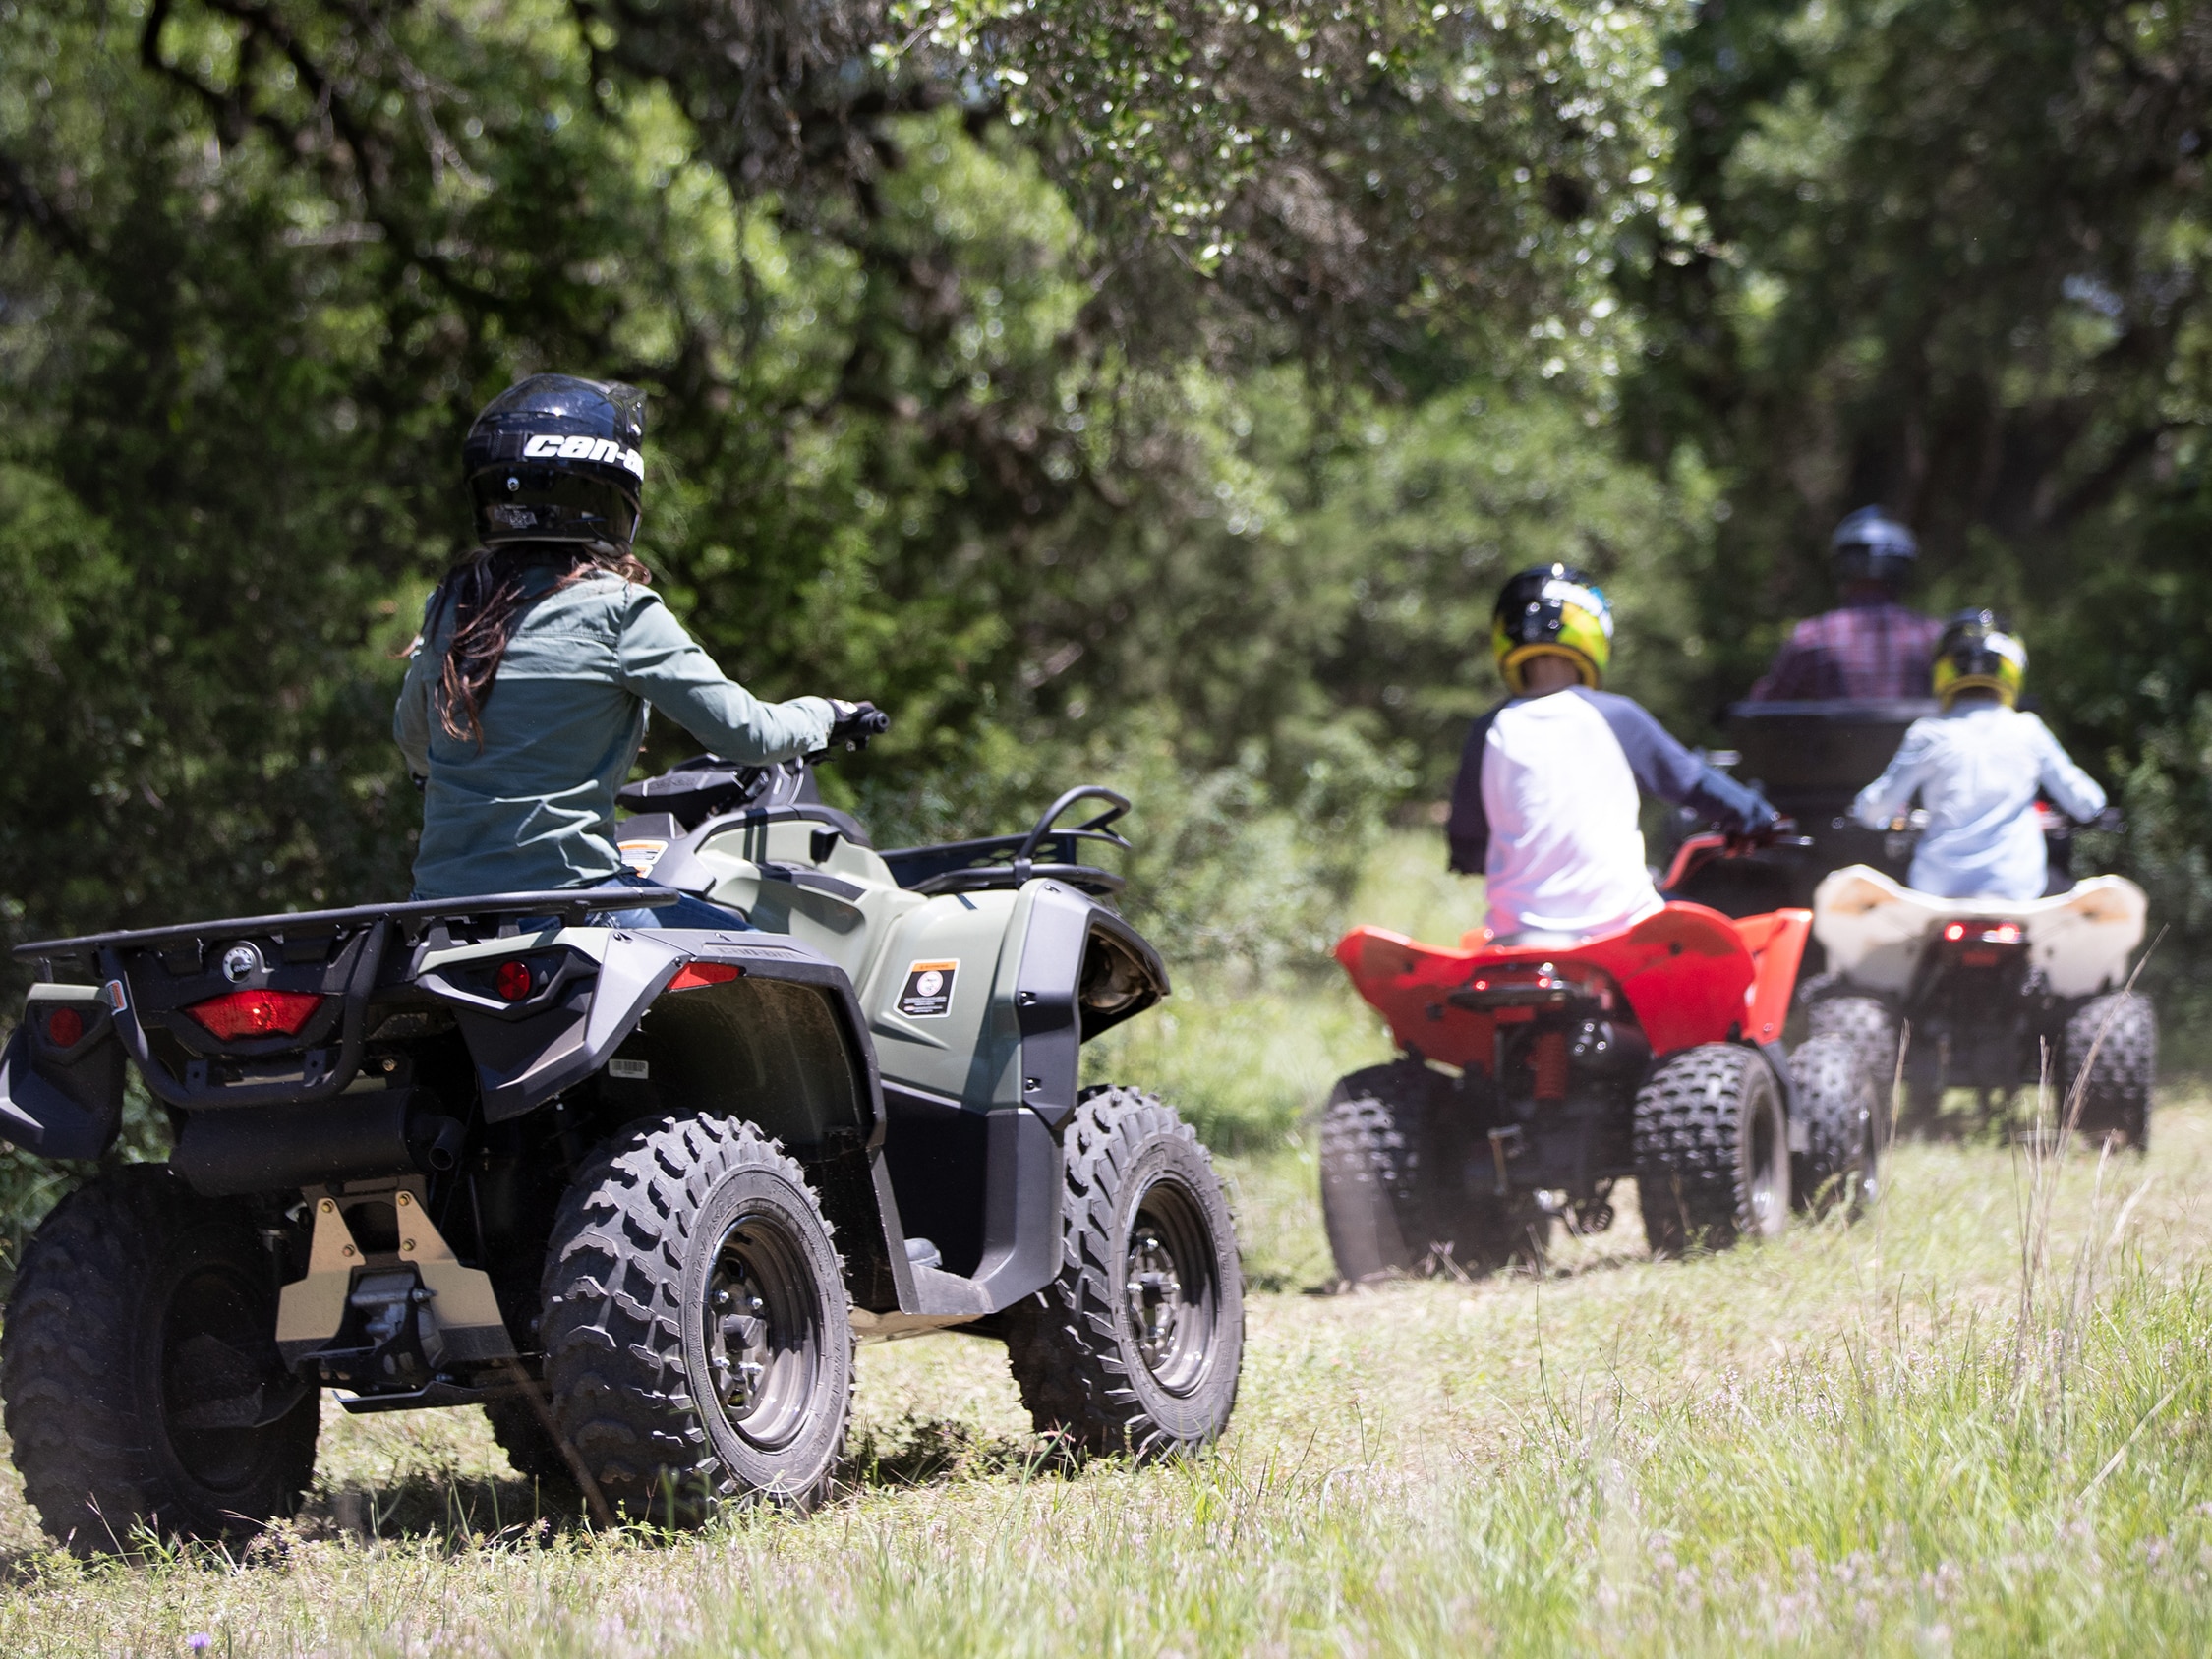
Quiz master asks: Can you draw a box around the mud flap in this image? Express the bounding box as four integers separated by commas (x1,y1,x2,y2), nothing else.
0,986,126,1160
276,1190,516,1366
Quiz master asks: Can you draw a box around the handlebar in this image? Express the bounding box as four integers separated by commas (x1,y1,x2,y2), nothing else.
1658,820,1812,893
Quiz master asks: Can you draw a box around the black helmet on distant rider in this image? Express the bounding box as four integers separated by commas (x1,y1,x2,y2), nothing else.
1830,506,1918,592
462,373,645,551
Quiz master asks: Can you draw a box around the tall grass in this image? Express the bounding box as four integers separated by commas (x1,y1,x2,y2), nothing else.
0,830,2205,1654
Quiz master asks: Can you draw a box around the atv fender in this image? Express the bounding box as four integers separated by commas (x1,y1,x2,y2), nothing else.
0,984,126,1160
1008,883,1169,1132
426,928,917,1314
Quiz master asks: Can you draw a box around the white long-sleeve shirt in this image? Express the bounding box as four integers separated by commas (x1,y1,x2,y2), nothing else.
1447,688,1773,939
1851,702,2105,902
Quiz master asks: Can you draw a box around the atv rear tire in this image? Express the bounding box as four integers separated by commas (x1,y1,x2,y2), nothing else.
1002,1086,1243,1459
1633,1044,1790,1257
1790,1034,1881,1216
2,1164,319,1554
1805,995,1899,1109
1318,1062,1431,1282
484,1394,581,1494
2062,991,2156,1148
539,1116,853,1523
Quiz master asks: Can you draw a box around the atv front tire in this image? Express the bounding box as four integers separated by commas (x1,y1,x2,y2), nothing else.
2,1164,319,1554
1633,1044,1790,1256
1790,1033,1881,1216
539,1116,853,1523
1003,1086,1243,1459
2062,991,2156,1148
1318,1062,1431,1282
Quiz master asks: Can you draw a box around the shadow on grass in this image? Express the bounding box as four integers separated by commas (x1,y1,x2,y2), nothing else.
838,1412,1073,1491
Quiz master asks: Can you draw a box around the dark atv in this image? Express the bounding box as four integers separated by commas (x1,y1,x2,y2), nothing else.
0,755,1243,1552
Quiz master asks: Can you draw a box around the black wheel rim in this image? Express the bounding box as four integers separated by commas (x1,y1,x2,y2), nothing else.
159,1261,284,1495
701,1207,823,1454
1123,1176,1218,1398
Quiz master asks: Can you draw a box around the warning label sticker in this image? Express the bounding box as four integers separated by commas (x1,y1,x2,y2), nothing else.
897,959,960,1019
617,839,669,876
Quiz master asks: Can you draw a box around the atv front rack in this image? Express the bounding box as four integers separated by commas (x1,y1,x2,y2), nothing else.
881,786,1133,897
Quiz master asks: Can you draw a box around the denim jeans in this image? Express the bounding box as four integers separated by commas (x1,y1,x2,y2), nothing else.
587,873,753,932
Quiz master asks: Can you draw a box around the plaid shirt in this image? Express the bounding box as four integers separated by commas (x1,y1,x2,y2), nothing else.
1749,602,1946,701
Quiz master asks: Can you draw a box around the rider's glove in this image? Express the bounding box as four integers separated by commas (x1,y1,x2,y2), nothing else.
1738,795,1781,838
2089,806,2126,834
826,699,890,751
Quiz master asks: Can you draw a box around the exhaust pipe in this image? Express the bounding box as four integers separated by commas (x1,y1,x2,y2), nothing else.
171,1092,467,1197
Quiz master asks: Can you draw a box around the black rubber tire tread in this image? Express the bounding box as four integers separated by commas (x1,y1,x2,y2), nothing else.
1001,1085,1244,1460
538,1116,853,1524
1806,995,1900,1108
2062,991,2157,1147
484,1395,581,1493
2,1164,319,1555
1317,1062,1431,1282
1790,1034,1880,1218
1633,1044,1790,1257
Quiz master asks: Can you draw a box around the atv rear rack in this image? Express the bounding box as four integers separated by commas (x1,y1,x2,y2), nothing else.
13,887,683,977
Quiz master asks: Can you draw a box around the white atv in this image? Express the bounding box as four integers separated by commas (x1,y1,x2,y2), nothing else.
1802,866,2154,1143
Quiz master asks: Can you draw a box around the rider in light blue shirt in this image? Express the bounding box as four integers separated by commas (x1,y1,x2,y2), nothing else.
1851,610,2105,902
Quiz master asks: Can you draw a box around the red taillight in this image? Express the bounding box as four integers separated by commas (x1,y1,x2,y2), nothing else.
495,960,534,1002
44,1007,84,1048
1984,924,2023,944
185,989,323,1041
1944,923,1967,942
668,961,742,991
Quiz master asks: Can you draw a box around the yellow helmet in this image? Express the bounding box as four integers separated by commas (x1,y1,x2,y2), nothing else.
1932,608,2026,708
1491,564,1614,693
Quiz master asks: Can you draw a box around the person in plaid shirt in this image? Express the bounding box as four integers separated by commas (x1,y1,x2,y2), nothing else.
1750,507,1944,701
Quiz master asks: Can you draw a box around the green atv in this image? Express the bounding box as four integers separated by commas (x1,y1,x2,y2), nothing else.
0,753,1243,1551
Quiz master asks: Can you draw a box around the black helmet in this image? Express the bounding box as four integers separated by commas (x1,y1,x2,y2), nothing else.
1489,563,1614,692
1830,506,1918,590
1933,607,2027,708
463,373,645,549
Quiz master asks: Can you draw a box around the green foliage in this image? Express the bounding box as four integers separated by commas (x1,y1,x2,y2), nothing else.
1623,0,2212,1045
0,0,1696,981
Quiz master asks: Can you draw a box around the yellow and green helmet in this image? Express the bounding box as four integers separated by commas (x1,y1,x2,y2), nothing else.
1933,608,2027,708
1490,563,1615,693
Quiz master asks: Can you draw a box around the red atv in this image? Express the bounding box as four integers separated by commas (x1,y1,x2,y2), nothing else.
1320,834,1880,1280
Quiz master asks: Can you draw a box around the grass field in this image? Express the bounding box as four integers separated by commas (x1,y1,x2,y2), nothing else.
2,837,2207,1655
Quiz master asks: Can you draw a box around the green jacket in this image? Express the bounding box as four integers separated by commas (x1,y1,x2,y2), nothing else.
394,568,832,898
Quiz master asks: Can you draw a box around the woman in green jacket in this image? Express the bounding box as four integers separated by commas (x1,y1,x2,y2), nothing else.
395,374,880,924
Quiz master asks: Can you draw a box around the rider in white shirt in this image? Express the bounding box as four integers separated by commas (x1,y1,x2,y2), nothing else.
1852,610,2105,902
1447,566,1777,942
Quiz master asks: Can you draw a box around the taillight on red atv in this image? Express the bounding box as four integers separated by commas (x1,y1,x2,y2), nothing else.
43,1007,84,1048
186,988,323,1040
668,961,742,991
495,960,534,1002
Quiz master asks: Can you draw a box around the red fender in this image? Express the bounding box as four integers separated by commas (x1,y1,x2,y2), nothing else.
1336,901,1810,1071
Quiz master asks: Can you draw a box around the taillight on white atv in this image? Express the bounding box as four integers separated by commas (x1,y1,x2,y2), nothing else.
43,1007,84,1048
1945,922,2024,945
185,988,323,1040
495,960,534,1001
